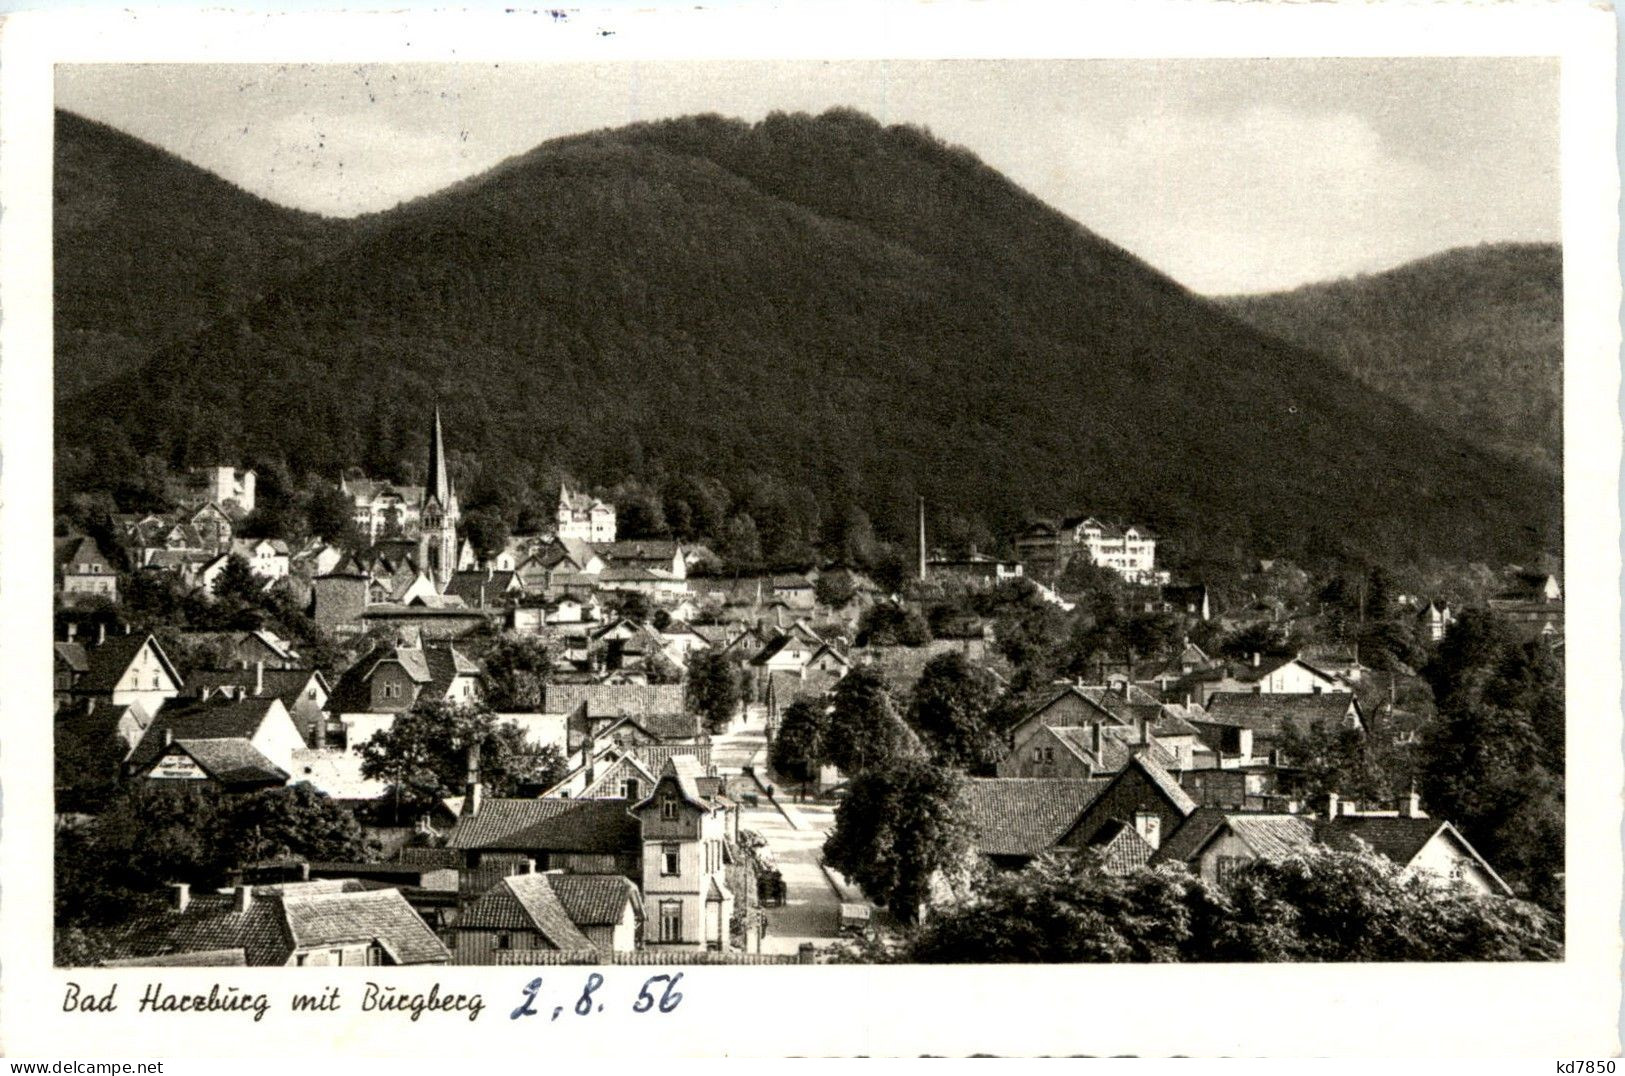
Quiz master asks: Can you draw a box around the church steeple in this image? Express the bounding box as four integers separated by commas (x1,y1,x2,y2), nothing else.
426,405,455,513
420,403,460,588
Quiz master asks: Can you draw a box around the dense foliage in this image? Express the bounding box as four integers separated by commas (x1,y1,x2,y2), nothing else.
824,666,917,775
822,758,976,923
889,849,1561,963
769,699,830,786
56,108,1558,569
904,652,1007,774
1220,243,1562,474
357,698,569,818
685,650,745,734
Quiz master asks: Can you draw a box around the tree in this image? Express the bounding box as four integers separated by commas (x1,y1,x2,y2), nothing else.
686,649,744,734
481,633,555,710
906,652,1006,774
358,699,553,819
1218,621,1289,661
305,485,361,548
219,782,377,865
815,572,857,610
770,699,830,786
211,553,261,604
460,506,511,563
856,602,930,647
822,758,975,923
824,666,915,775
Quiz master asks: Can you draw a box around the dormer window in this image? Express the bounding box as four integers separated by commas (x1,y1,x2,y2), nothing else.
660,796,679,821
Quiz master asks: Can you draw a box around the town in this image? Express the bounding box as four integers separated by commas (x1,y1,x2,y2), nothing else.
51,405,1566,966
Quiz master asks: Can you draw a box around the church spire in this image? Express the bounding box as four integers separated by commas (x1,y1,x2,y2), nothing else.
427,404,454,510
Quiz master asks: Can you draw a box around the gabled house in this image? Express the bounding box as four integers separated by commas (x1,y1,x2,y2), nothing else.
127,695,307,792
328,641,482,716
1174,654,1350,705
598,540,687,581
455,869,641,962
179,664,332,746
60,631,183,715
1057,755,1199,858
176,629,300,670
961,777,1111,871
230,538,291,580
102,880,450,966
1000,720,1180,779
1197,692,1365,756
631,757,735,951
56,535,119,604
557,485,617,543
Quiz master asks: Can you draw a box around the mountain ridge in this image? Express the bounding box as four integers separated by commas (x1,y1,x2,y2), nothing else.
55,108,1560,567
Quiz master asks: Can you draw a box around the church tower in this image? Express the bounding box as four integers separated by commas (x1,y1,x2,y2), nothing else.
419,405,460,588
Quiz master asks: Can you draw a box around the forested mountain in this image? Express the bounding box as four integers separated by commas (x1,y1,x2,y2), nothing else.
54,110,354,400
1217,243,1562,475
56,108,1560,566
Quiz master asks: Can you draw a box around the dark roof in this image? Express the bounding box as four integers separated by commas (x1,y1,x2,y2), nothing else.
104,881,354,965
1317,816,1446,866
148,739,288,788
57,535,113,570
55,641,90,673
544,683,687,720
963,778,1109,858
75,633,180,696
444,571,517,606
446,798,640,856
545,873,640,927
128,697,286,770
460,874,593,949
182,667,327,711
1149,806,1232,865
1201,692,1361,736
1224,814,1317,858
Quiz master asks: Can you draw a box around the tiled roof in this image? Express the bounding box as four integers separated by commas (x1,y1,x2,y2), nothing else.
1149,806,1232,865
963,778,1109,858
597,540,681,562
1225,814,1317,858
546,873,640,927
1088,820,1154,874
102,949,247,967
56,641,90,673
283,887,449,964
545,683,687,720
448,798,640,856
128,697,283,770
183,667,326,711
462,874,593,949
102,882,365,965
1201,692,1360,736
597,711,703,742
1122,754,1199,815
1317,816,1445,866
444,571,517,606
57,535,112,570
397,847,468,869
626,742,712,770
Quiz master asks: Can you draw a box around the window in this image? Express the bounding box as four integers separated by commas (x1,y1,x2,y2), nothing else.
1031,747,1044,762
383,681,401,700
659,900,682,943
295,954,308,966
662,843,680,876
660,796,679,821
1134,811,1161,849
151,672,160,689
496,933,512,950
623,779,641,800
1214,855,1250,886
366,946,382,966
330,948,344,966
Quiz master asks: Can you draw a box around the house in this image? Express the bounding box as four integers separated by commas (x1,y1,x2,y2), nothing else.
170,466,257,515
1197,692,1365,756
631,757,735,951
447,797,644,879
1173,654,1350,705
444,569,521,610
326,641,482,748
557,484,617,543
1056,755,1199,858
1151,795,1513,897
179,664,332,746
59,631,183,715
184,502,237,555
290,540,346,580
1498,571,1563,604
342,476,425,543
1419,600,1455,642
127,695,307,791
925,555,1024,590
599,540,687,581
961,777,1111,870
456,869,641,962
1155,583,1211,622
230,538,291,580
101,880,450,966
1013,516,1167,585
543,683,692,752
1000,720,1180,780
56,535,118,604
176,629,301,669
1002,683,1208,771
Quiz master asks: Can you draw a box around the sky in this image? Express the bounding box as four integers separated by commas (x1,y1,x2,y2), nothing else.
55,59,1560,294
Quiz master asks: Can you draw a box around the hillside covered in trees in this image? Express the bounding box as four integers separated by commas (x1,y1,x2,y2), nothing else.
54,110,354,400
56,108,1560,568
1217,243,1562,475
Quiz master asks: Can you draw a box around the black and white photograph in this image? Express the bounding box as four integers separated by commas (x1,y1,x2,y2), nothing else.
2,0,1620,1060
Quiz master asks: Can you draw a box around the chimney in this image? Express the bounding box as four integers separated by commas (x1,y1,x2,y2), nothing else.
1251,651,1261,668
298,862,311,881
917,496,928,581
170,882,190,913
1091,722,1103,759
163,728,174,746
254,660,264,697
521,858,536,875
312,714,327,751
1325,792,1339,819
461,742,483,817
1398,792,1425,819
97,622,107,647
233,885,253,913
1138,713,1151,746
66,622,77,642
1340,799,1357,817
